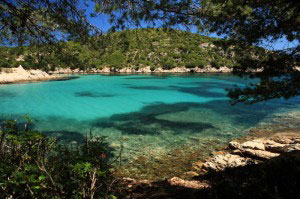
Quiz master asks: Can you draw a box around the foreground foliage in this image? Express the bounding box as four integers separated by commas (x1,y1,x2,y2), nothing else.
0,0,100,46
0,120,119,199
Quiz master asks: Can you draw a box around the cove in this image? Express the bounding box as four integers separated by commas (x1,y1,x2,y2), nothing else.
1,74,300,178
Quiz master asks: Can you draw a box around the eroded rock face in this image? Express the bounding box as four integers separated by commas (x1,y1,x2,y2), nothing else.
168,177,210,189
229,141,241,150
194,133,300,173
242,149,279,160
241,140,265,151
0,65,58,83
202,154,252,172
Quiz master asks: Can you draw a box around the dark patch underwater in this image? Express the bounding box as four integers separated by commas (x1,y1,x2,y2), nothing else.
0,90,17,98
124,76,168,80
74,91,117,98
48,76,80,82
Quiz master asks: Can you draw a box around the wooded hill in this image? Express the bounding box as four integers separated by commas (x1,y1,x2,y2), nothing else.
0,28,265,72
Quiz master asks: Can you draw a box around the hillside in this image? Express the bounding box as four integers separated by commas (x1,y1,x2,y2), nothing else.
0,28,265,72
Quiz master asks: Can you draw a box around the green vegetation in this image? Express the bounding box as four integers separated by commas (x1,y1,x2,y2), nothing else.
97,0,300,104
1,0,299,103
0,119,120,198
0,28,257,71
0,0,99,46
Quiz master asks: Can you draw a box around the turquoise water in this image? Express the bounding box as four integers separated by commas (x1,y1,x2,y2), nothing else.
1,74,300,164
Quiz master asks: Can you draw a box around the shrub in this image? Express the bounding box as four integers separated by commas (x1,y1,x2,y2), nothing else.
0,59,11,68
161,58,176,70
150,65,156,71
195,59,208,68
0,120,119,199
185,61,197,68
211,60,221,69
105,51,125,68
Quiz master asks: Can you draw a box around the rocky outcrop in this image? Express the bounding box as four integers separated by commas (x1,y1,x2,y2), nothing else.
0,65,59,84
168,177,210,189
202,154,253,172
49,66,232,74
194,133,300,173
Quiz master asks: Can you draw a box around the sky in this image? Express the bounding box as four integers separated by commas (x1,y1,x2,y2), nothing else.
81,1,298,51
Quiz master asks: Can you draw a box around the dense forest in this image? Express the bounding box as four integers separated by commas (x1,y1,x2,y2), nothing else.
0,28,265,72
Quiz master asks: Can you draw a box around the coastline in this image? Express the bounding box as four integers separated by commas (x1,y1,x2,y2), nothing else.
122,129,300,198
0,66,64,84
49,66,232,74
1,66,299,197
1,65,232,84
116,110,300,197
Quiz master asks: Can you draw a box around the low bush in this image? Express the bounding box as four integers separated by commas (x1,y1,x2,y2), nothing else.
0,120,120,199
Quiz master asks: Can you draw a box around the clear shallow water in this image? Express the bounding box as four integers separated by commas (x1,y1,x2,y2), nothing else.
1,74,300,173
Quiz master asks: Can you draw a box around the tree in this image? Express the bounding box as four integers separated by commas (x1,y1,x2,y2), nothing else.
0,0,100,46
95,0,300,104
1,0,299,103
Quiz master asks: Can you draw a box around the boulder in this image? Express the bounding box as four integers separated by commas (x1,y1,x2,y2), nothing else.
169,177,210,189
264,140,286,153
100,67,111,73
229,141,241,150
202,154,251,172
154,67,164,73
242,149,279,160
119,67,133,73
192,161,204,171
283,144,300,153
241,140,265,151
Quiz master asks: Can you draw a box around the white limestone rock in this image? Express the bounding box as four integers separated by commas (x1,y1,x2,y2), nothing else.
229,141,241,150
202,154,251,171
242,149,280,160
241,140,265,151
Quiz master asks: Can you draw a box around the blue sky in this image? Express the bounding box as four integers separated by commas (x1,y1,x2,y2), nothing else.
82,1,298,51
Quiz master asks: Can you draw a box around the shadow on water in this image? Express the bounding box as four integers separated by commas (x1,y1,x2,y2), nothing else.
127,86,167,90
47,76,80,82
0,115,117,159
91,102,216,135
74,91,118,98
0,90,17,98
90,97,292,135
118,83,132,86
170,85,227,98
43,130,85,143
0,115,37,130
124,76,168,80
126,82,229,98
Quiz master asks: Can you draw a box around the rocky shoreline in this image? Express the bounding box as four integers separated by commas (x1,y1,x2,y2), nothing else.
49,66,232,74
122,131,300,198
1,65,233,84
0,66,62,84
194,132,300,173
